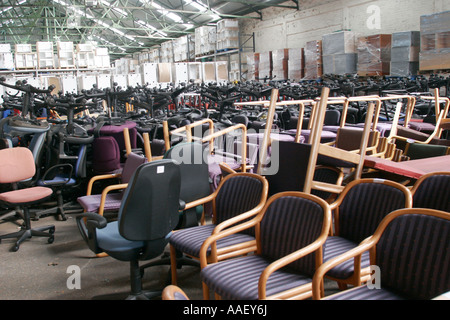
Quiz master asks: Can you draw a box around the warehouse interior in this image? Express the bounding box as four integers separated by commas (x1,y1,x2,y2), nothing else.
0,0,449,305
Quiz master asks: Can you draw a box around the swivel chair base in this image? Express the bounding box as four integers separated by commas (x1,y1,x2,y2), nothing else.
139,250,200,278
0,208,55,252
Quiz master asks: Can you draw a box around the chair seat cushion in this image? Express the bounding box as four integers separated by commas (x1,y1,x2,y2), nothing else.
77,193,123,213
324,284,405,300
169,224,255,258
200,255,313,300
286,129,336,143
408,122,435,133
96,221,144,261
0,186,52,206
323,236,371,280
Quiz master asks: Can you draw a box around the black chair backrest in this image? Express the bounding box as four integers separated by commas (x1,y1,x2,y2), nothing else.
376,212,450,299
338,181,409,243
259,195,328,276
264,141,312,196
164,142,211,204
412,173,450,212
118,159,181,243
324,109,340,126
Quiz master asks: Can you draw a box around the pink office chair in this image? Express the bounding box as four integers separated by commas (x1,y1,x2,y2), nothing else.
0,147,55,252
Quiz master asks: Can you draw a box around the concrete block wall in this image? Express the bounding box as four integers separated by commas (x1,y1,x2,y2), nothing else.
240,0,450,53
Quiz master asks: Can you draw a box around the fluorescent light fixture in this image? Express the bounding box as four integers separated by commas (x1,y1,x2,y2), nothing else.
184,0,207,12
182,23,195,30
139,0,183,23
100,0,128,16
183,0,221,20
137,20,168,37
1,0,27,14
52,0,143,45
93,34,126,52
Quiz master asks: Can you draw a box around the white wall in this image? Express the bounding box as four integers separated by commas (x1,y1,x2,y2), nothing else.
241,0,450,52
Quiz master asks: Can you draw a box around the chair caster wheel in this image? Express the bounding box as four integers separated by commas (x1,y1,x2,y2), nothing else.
48,236,54,244
11,245,19,252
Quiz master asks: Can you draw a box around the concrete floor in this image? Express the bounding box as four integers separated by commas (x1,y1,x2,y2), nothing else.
0,207,339,301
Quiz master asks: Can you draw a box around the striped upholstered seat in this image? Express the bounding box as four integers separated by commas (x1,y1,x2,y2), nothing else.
200,192,331,300
168,173,268,285
323,179,412,287
168,224,255,258
313,208,450,300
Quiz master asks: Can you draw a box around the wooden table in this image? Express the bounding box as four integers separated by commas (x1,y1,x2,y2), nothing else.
364,155,450,179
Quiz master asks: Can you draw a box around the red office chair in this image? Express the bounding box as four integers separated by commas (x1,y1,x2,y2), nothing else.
0,147,55,252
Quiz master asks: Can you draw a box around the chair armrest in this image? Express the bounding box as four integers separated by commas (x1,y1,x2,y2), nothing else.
212,200,266,235
311,237,376,300
76,212,108,229
86,173,121,195
259,232,329,299
183,192,216,211
40,163,73,186
199,217,260,268
219,162,237,174
75,212,108,254
98,183,128,215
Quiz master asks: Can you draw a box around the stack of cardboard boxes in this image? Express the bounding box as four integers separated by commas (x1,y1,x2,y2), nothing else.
216,19,239,51
419,11,450,71
322,31,357,75
357,34,392,76
288,48,304,81
304,40,323,79
272,49,289,81
390,31,420,76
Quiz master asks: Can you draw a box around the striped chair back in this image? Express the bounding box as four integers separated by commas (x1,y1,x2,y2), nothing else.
214,174,265,236
375,211,450,299
259,195,329,276
337,180,411,243
412,172,450,212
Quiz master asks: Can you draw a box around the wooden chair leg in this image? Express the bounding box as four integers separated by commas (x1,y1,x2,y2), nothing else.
170,245,178,286
202,282,210,300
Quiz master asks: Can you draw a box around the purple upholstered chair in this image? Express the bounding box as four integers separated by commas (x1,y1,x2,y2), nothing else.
200,192,331,300
313,208,450,300
168,172,268,286
322,178,412,290
90,121,138,174
77,152,146,217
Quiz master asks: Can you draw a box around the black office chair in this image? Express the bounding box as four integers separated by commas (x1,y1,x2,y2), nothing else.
139,142,212,275
164,142,212,229
76,159,181,300
34,143,90,221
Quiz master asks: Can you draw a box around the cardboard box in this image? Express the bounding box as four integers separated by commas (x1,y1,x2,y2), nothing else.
323,53,357,75
392,31,420,47
391,46,420,62
390,62,419,76
322,31,357,55
158,63,172,83
288,48,304,80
